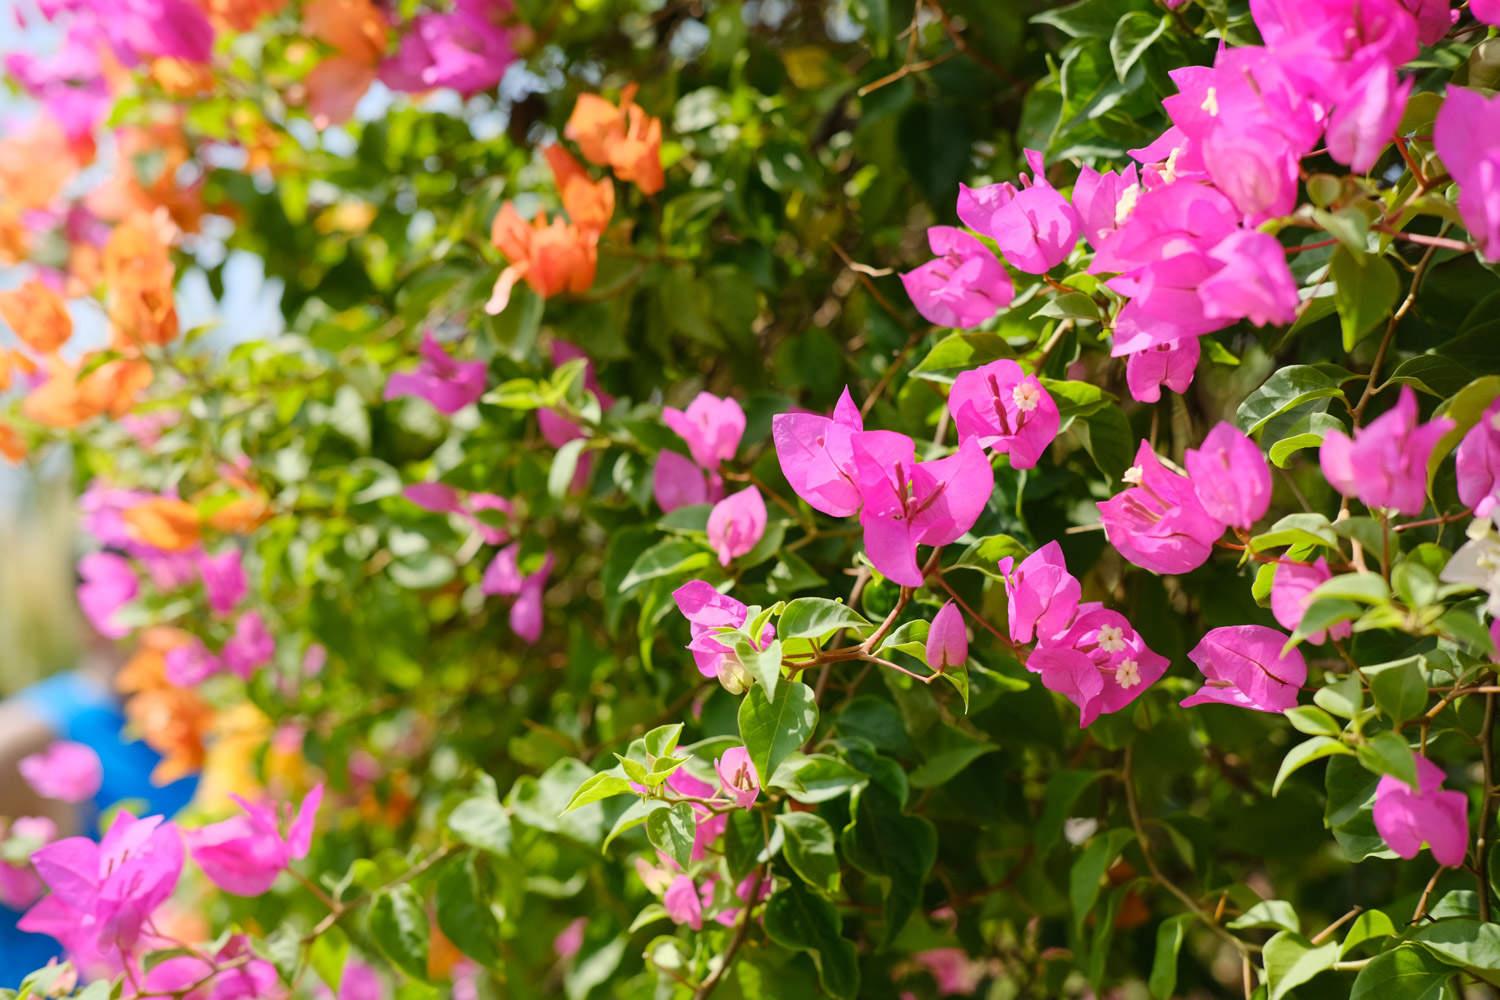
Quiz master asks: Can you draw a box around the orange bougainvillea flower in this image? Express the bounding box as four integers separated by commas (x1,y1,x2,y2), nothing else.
117,628,214,785
0,118,89,212
486,203,598,315
563,85,664,196
198,0,289,32
303,0,388,128
124,497,202,552
88,124,205,235
0,349,37,393
0,279,73,355
564,85,636,167
102,213,180,351
21,355,153,428
543,144,615,235
0,208,28,266
0,422,26,463
610,104,664,196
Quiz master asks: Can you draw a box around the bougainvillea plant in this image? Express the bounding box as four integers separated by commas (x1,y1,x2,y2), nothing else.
3,0,1500,996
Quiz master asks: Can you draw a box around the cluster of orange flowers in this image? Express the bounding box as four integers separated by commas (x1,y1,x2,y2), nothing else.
485,86,664,315
301,0,389,129
117,627,216,784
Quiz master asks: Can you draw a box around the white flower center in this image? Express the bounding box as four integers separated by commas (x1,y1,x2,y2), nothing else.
1097,624,1126,653
1123,465,1144,485
1201,87,1220,117
1116,658,1141,689
1113,184,1140,227
1011,381,1041,414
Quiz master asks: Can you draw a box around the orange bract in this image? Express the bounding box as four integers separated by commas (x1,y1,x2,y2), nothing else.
118,628,214,785
0,422,26,463
306,0,388,61
103,213,180,351
544,144,615,235
487,203,598,314
563,85,664,195
22,355,153,428
0,279,72,355
124,497,202,552
197,0,289,31
0,208,27,265
0,118,90,212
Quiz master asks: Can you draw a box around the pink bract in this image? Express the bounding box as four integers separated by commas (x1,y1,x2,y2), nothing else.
1373,755,1469,867
1180,625,1307,713
947,359,1059,469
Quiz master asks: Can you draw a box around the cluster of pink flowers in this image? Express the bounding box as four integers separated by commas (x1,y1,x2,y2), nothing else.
383,331,488,416
773,387,994,586
656,391,769,566
630,759,765,930
13,784,322,991
1001,542,1167,726
380,0,515,98
671,580,776,691
78,484,274,682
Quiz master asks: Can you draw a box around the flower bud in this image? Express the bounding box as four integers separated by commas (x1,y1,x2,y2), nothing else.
926,601,968,673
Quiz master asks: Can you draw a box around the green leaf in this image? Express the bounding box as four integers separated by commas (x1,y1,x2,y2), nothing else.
912,332,1016,381
548,438,588,499
1042,378,1113,421
738,681,819,786
776,813,841,897
1342,910,1397,957
769,753,865,803
841,784,937,943
1274,737,1355,796
1264,930,1338,1000
1413,919,1500,971
1033,0,1150,38
1229,899,1301,933
1331,248,1400,350
1366,657,1428,725
1250,513,1340,552
448,796,512,856
778,597,872,639
645,802,697,869
1309,572,1391,605
908,724,998,788
1237,368,1346,435
1285,706,1342,737
309,926,350,993
434,856,502,967
1430,376,1500,485
619,539,712,592
564,772,635,813
1069,829,1135,936
1109,12,1169,80
1356,731,1417,788
1149,913,1191,999
1037,770,1104,855
644,723,683,759
734,637,785,700
367,884,430,981
764,878,860,999
1316,675,1366,719
1350,945,1453,999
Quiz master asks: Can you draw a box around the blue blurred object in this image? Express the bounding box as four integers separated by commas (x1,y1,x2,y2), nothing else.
1,670,198,985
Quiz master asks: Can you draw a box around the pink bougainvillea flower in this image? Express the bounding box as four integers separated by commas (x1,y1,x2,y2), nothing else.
382,331,487,415
901,226,1014,328
851,432,993,587
164,637,221,687
1201,128,1300,222
1180,625,1307,712
663,391,745,471
378,5,513,97
707,486,767,567
1072,163,1140,250
714,746,760,809
77,551,138,639
1474,0,1500,24
1327,62,1413,174
405,483,513,544
1184,422,1271,529
509,553,553,644
926,600,968,671
772,387,865,517
0,817,55,910
143,934,285,1000
1091,182,1238,277
554,917,587,960
998,540,1081,645
1108,251,1227,354
671,580,775,681
653,450,718,512
958,149,1081,273
1399,0,1458,42
1125,337,1199,403
1271,557,1353,644
222,610,274,679
914,948,986,997
1457,401,1500,518
663,767,727,860
664,874,705,930
1098,442,1225,575
1373,754,1469,866
1320,387,1454,516
18,741,101,804
187,785,322,897
198,547,246,618
21,812,184,955
1030,607,1169,727
1199,230,1300,328
1434,86,1500,260
538,340,613,461
947,359,1059,469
